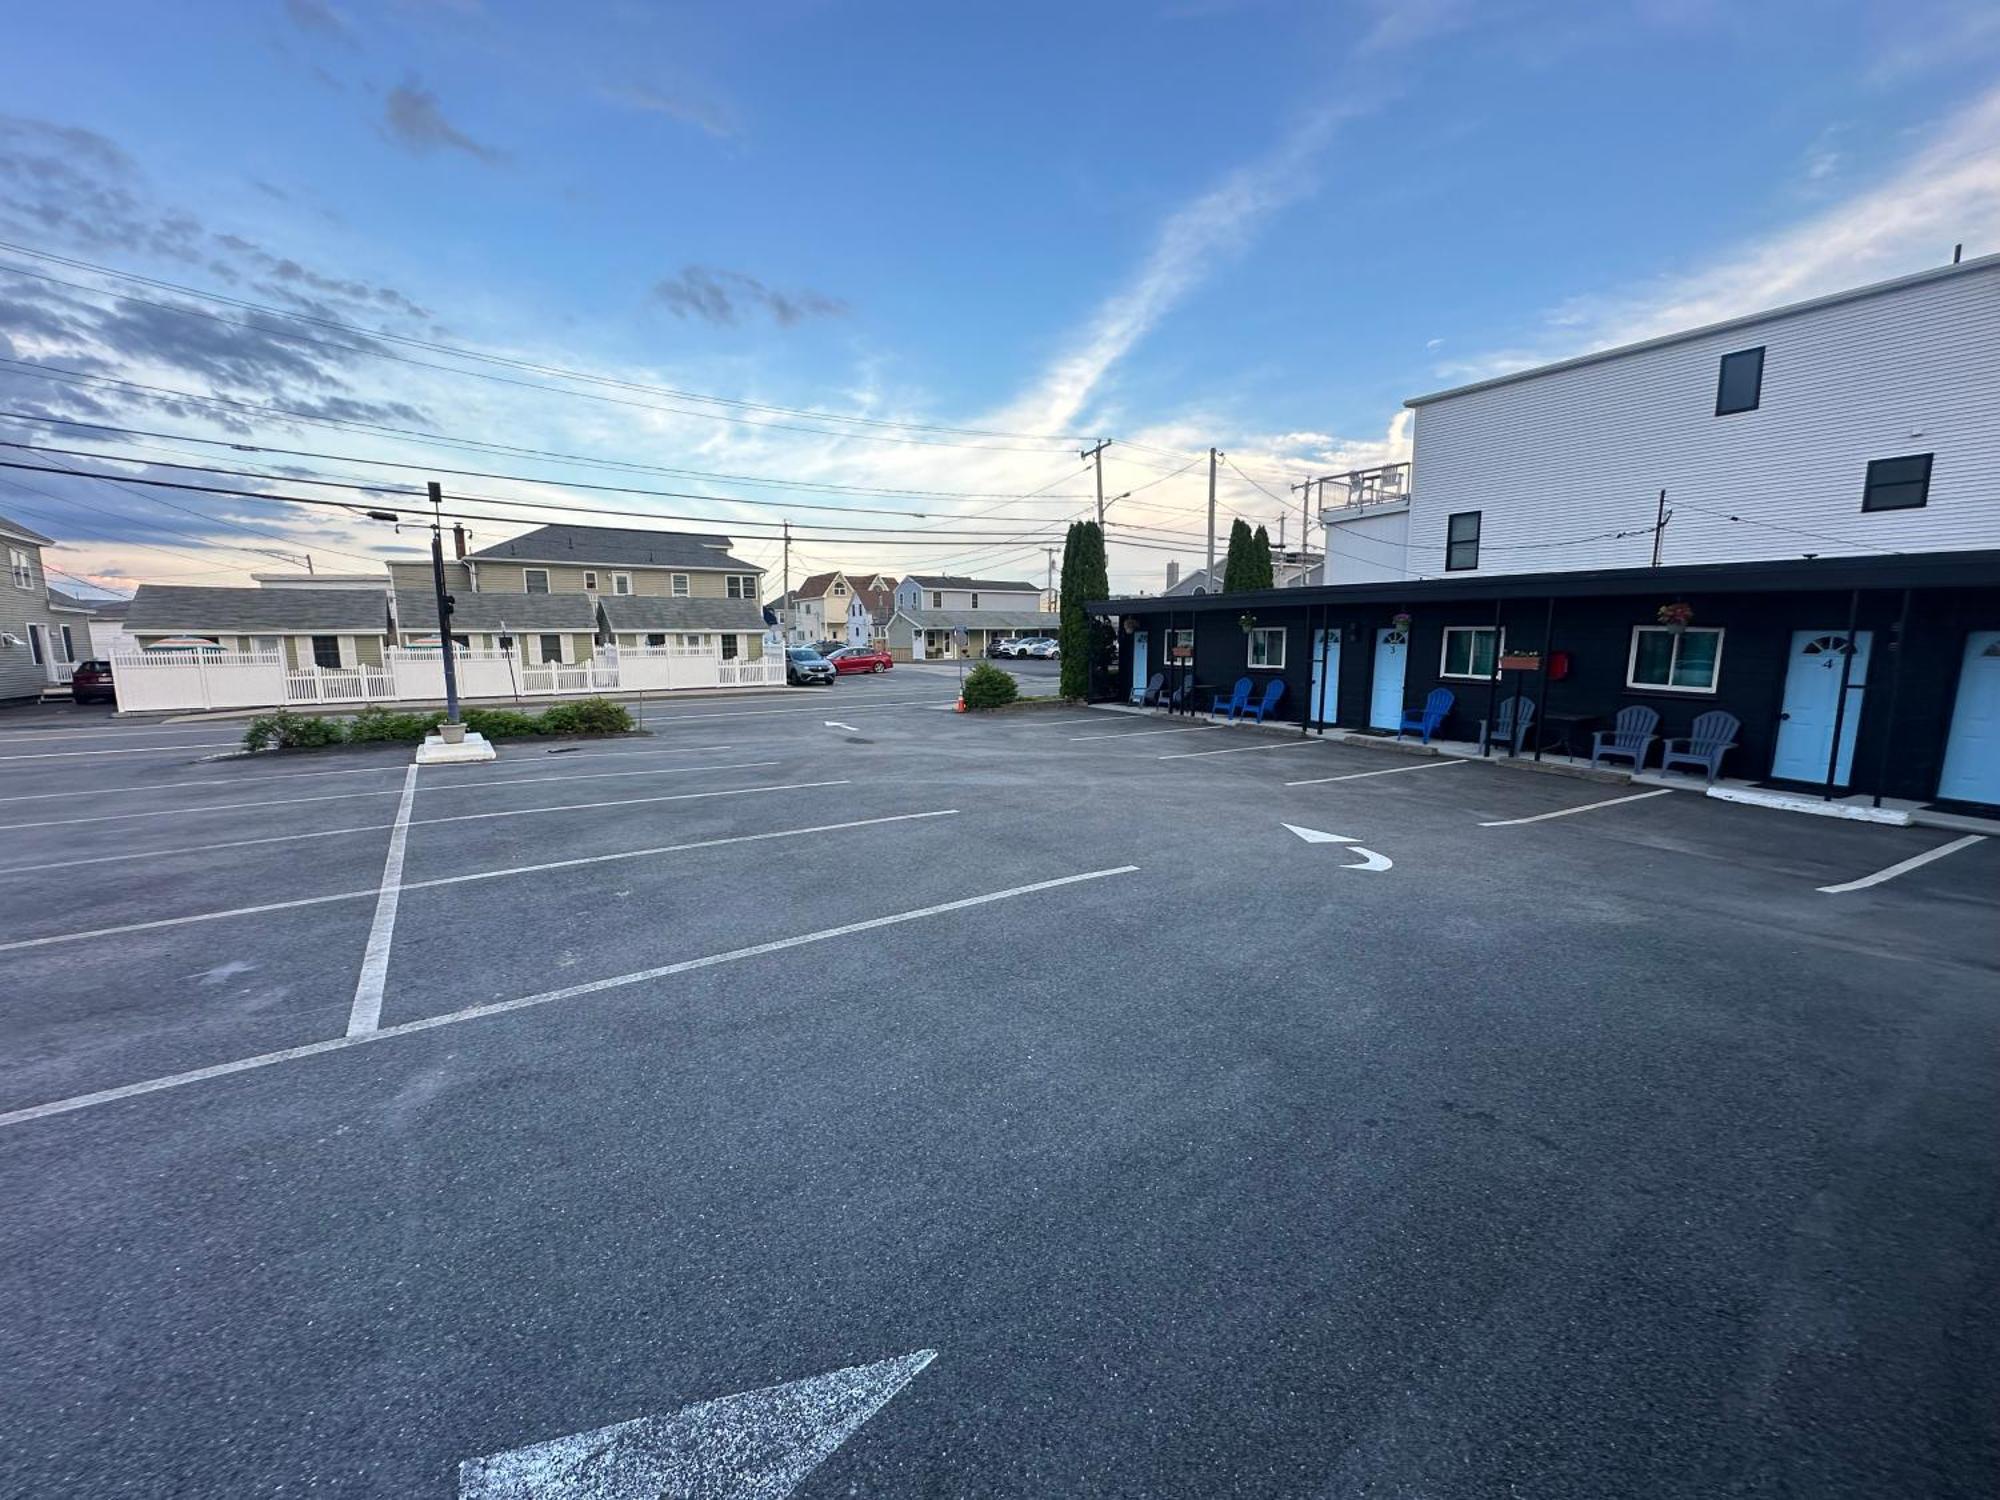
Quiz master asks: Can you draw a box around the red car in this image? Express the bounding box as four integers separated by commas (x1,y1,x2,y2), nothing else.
69,659,116,705
827,645,893,674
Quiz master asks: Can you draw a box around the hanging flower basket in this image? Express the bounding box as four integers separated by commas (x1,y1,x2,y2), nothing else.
1390,611,1413,633
1657,601,1694,634
1238,613,1258,633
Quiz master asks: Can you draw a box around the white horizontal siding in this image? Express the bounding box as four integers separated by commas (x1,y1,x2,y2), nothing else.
1407,261,2000,577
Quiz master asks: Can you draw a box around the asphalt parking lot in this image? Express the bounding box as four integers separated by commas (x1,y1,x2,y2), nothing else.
2,665,1996,1498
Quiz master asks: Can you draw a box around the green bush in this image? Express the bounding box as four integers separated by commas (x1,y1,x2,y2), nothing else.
961,661,1019,710
564,696,634,734
463,707,540,739
535,701,581,735
346,706,445,743
243,709,347,751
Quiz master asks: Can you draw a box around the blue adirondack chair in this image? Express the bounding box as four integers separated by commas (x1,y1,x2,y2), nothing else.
1478,694,1537,755
1397,687,1454,744
1660,710,1740,784
1140,671,1166,706
1590,705,1661,771
1238,678,1286,723
1211,677,1252,718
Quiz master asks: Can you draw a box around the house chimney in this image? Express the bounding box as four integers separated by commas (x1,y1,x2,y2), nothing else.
1165,560,1179,589
452,524,467,560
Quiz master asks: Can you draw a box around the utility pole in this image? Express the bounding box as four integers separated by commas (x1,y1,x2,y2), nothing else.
1080,439,1111,527
1292,478,1316,587
305,554,315,576
427,481,461,729
781,519,792,643
1206,447,1220,587
1045,545,1058,613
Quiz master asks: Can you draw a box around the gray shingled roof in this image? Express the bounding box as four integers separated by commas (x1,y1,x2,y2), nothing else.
394,589,596,632
0,510,53,545
902,574,1040,592
45,589,100,615
598,596,766,632
127,585,391,633
894,608,1054,631
468,524,761,572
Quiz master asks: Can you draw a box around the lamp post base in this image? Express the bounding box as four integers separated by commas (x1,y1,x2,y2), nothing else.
415,729,496,765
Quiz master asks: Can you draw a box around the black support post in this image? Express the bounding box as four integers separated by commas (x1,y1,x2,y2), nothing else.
1870,588,1913,809
1481,596,1503,757
1531,595,1555,762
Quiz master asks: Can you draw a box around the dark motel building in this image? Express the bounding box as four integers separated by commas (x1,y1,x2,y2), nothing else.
1091,254,2000,812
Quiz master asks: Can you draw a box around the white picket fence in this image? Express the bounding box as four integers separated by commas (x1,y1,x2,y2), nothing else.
109,645,784,713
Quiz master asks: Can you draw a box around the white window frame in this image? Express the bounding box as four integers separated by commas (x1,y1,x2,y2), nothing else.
8,547,30,588
1247,627,1286,669
1439,625,1504,681
1168,628,1195,665
523,568,550,594
536,633,566,664
582,570,599,591
670,573,690,597
726,574,756,600
613,572,633,595
832,580,847,596
1626,626,1725,694
931,591,943,609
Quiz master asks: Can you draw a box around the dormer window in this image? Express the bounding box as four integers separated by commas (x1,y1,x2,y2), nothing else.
832,581,847,596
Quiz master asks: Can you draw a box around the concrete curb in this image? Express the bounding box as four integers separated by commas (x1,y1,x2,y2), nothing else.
1705,784,1913,825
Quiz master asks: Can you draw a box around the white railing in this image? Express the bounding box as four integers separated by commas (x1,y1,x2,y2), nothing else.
110,644,784,712
47,661,78,685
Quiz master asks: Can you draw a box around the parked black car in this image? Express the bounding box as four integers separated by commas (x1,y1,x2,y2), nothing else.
69,659,115,705
786,647,836,686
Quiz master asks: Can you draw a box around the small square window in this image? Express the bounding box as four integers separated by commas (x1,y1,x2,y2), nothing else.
1861,453,1932,512
1627,626,1724,693
310,635,342,669
1715,346,1764,416
671,573,690,597
1446,511,1481,571
582,571,598,591
613,573,633,595
1440,626,1501,680
1248,627,1286,669
523,569,550,593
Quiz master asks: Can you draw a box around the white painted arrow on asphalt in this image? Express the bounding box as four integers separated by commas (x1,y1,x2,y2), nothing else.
824,721,859,732
1282,823,1392,871
1283,823,1357,844
458,1349,937,1499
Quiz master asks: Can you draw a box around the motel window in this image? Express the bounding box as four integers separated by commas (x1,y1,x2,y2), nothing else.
524,569,550,593
1714,346,1764,416
537,634,563,664
1247,627,1286,669
1861,453,1933,513
1445,511,1481,571
1440,626,1502,680
671,573,690,597
614,573,633,595
310,635,342,669
583,571,598,591
1628,626,1724,693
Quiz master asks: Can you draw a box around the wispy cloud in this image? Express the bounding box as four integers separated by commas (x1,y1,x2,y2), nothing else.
282,0,352,43
1436,81,2000,382
382,82,507,164
602,83,736,141
653,266,845,327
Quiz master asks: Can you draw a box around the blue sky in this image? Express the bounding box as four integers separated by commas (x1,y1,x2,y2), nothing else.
1,0,1997,594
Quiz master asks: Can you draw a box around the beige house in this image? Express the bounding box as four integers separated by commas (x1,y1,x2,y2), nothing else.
389,524,768,663
786,569,896,646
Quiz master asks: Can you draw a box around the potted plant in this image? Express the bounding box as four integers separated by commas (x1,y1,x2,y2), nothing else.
1238,613,1258,633
1390,610,1412,633
1657,601,1695,635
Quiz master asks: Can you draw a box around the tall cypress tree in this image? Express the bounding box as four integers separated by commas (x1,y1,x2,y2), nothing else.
1221,517,1253,592
1058,521,1088,698
1077,520,1112,693
1247,525,1276,590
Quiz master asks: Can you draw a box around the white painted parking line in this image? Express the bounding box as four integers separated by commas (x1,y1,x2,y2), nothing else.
0,727,245,746
640,698,955,726
1478,788,1673,827
346,766,419,1037
0,742,238,761
0,862,1136,1129
1285,758,1469,787
1816,834,1988,894
1068,725,1222,741
0,779,847,877
0,760,782,831
0,809,958,954
1159,739,1326,760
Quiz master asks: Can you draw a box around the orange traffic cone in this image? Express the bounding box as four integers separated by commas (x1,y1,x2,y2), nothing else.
955,695,967,712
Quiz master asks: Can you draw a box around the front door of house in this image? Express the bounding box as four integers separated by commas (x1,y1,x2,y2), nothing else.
1129,630,1148,702
1369,628,1408,730
1771,629,1873,786
1311,628,1341,728
1937,630,2000,806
